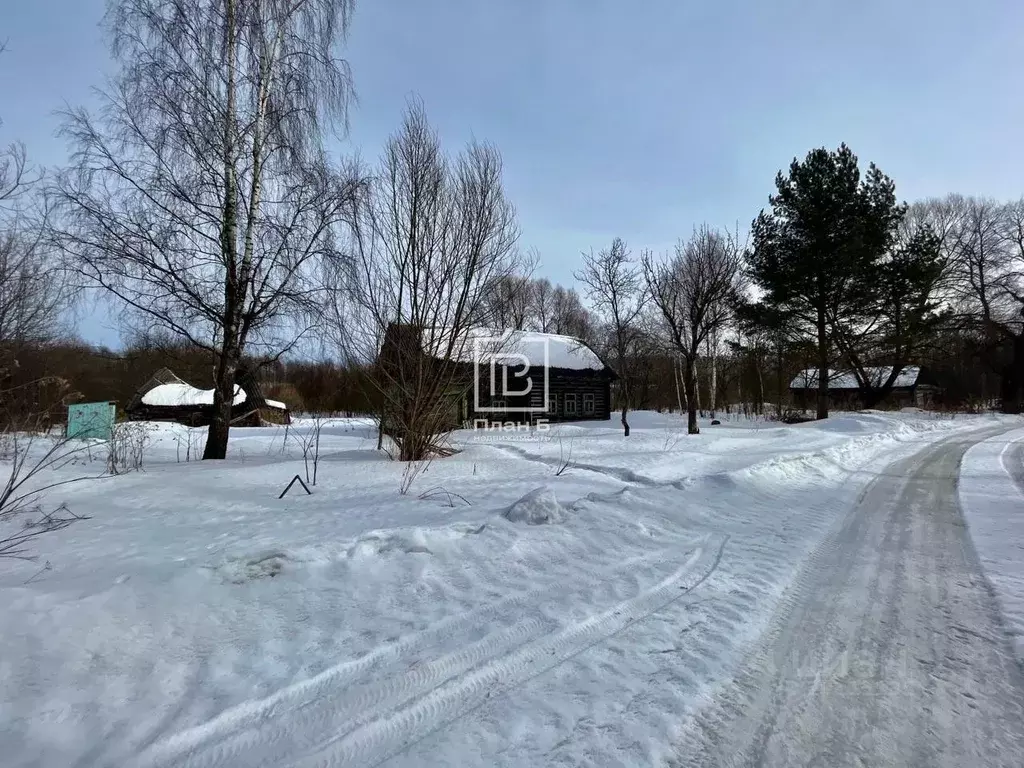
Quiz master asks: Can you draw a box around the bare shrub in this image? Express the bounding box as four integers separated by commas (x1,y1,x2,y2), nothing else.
418,486,470,508
291,414,325,486
173,428,205,463
334,101,523,463
107,421,152,474
1,416,99,560
554,433,575,476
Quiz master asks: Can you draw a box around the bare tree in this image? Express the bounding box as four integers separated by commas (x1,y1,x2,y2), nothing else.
643,226,743,434
528,277,554,332
995,199,1024,411
0,218,72,350
482,274,532,329
953,197,1024,412
0,42,70,351
48,0,360,459
575,238,646,436
0,144,38,211
338,102,521,461
550,284,594,341
0,40,42,210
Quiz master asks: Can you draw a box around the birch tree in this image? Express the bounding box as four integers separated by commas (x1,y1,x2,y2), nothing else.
49,0,360,459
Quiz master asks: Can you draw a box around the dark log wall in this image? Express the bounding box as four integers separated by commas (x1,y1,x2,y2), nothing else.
468,367,613,424
126,402,290,426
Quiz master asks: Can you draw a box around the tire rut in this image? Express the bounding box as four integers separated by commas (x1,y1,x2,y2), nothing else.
673,429,1024,768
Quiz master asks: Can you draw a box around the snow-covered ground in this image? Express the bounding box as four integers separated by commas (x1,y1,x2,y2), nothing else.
959,425,1024,662
0,410,1009,767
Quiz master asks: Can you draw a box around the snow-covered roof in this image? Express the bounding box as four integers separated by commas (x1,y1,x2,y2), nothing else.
421,328,607,371
141,383,287,410
790,366,920,390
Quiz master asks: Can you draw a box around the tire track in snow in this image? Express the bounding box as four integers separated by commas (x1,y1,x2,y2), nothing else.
133,545,697,768
490,443,658,486
208,616,560,768
283,536,727,768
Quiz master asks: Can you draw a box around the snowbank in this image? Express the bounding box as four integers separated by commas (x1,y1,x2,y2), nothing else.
503,486,564,524
958,425,1024,661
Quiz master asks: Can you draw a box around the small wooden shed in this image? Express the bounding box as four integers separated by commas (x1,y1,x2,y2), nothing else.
789,366,940,410
126,368,290,426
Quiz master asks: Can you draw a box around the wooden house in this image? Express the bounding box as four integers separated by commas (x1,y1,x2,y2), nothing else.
378,325,617,430
789,366,940,410
126,368,290,426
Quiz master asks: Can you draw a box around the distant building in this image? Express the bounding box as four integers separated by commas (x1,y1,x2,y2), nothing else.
126,368,290,426
789,366,940,410
378,326,618,429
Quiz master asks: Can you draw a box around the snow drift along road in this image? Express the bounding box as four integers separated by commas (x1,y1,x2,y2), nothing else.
959,426,1024,662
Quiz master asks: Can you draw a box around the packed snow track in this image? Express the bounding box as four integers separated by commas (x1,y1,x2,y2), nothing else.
674,429,1024,767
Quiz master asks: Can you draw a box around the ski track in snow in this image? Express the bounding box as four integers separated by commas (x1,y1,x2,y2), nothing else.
136,539,727,768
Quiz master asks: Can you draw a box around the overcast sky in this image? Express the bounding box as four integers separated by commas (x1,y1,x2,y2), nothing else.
3,0,1024,346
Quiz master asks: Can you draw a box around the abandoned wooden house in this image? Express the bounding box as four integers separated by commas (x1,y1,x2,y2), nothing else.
379,325,617,429
126,368,290,426
789,366,940,410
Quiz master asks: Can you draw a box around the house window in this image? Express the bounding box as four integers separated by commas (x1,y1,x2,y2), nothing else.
493,399,507,413
547,395,558,415
564,393,577,416
583,393,595,415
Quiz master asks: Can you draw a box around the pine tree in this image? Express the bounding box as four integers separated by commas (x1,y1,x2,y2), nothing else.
747,144,904,419
841,226,947,407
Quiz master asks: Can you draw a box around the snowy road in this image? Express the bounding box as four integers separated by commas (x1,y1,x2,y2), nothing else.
676,430,1024,767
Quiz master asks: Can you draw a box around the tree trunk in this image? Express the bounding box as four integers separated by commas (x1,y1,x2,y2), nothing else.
1003,333,1024,414
674,356,684,415
204,349,238,459
754,356,764,416
816,305,829,419
708,337,718,417
618,351,630,436
684,356,699,434
205,0,240,462
694,358,702,417
775,340,784,420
